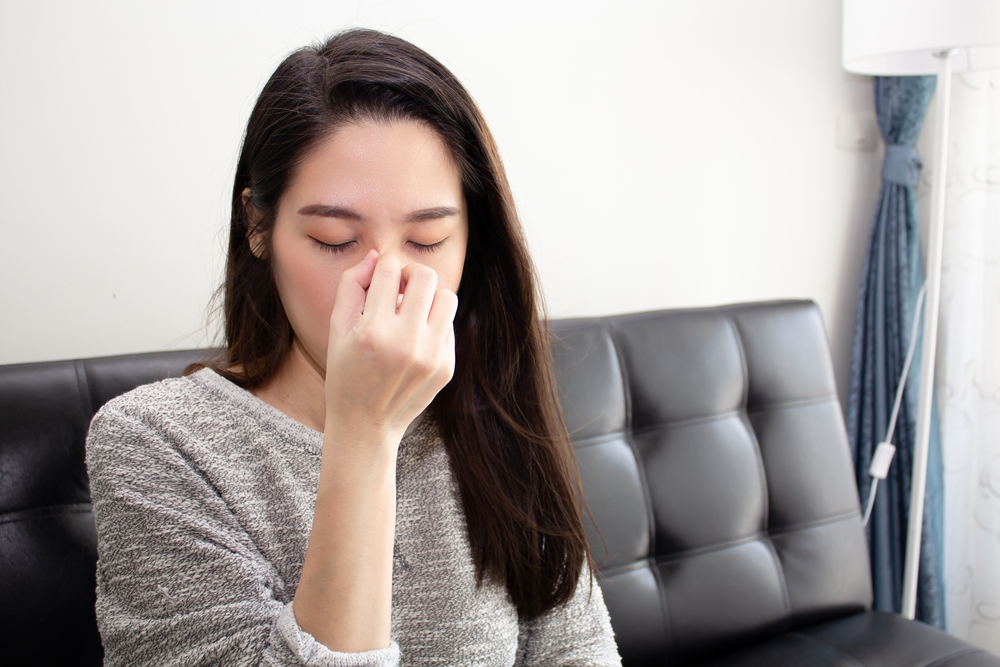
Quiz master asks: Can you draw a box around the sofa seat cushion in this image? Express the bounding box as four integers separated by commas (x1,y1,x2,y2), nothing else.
694,612,1000,667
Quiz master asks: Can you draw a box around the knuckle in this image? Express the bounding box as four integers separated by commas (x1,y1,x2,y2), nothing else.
354,327,379,351
412,343,440,374
417,341,436,365
435,360,455,385
414,357,435,377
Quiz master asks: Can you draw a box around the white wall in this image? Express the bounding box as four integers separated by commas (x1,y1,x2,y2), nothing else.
0,0,882,409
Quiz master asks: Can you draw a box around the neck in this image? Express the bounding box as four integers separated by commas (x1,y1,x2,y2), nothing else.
251,338,327,432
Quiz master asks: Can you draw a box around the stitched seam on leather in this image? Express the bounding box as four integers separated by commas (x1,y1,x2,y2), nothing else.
0,502,93,525
726,314,788,626
629,409,744,435
727,314,751,414
746,394,840,415
637,399,838,435
605,318,674,662
558,325,620,571
595,558,658,578
74,359,95,420
605,321,654,554
648,555,676,663
768,508,860,537
571,431,627,450
725,315,768,520
922,648,982,667
785,632,867,667
652,532,766,564
761,533,793,632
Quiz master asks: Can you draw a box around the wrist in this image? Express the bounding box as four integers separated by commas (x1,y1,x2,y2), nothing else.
321,423,400,475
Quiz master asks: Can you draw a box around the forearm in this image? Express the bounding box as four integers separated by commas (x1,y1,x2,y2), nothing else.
292,251,456,654
293,430,400,653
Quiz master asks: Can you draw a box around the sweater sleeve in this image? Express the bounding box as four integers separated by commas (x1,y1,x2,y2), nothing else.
515,564,622,667
86,402,399,667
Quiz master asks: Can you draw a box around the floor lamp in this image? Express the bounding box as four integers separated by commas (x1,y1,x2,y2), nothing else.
842,0,1000,620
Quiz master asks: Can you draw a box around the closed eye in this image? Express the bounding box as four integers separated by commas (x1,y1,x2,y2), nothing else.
409,239,447,254
310,237,356,254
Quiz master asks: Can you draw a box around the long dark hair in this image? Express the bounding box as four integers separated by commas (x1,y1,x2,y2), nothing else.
189,28,590,619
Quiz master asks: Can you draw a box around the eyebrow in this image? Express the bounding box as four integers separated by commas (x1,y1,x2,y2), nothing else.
296,204,459,223
297,204,361,220
406,206,459,223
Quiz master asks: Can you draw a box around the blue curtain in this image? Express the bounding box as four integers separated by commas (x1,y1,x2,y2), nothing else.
846,75,946,628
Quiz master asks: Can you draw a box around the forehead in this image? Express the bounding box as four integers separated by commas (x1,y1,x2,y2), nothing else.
285,119,464,208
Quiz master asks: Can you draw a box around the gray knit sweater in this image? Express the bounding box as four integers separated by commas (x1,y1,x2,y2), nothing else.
85,368,621,666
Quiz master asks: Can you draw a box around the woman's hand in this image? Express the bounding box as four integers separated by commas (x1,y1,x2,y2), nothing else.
294,249,458,654
324,249,459,447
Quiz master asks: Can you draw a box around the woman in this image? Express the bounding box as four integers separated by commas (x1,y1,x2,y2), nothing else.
86,28,620,666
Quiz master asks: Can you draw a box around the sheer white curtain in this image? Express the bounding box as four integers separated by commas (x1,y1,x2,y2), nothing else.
937,68,1000,654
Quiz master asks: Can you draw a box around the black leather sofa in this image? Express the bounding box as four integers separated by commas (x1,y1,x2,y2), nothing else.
2,300,996,666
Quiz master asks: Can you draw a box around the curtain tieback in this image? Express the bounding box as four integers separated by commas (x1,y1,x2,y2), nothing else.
883,144,923,187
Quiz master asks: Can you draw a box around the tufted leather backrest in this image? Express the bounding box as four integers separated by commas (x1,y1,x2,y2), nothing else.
551,301,873,666
0,349,215,665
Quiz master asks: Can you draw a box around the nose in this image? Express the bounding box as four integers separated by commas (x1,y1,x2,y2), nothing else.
372,248,404,270
363,244,409,296
367,236,395,258
368,240,406,266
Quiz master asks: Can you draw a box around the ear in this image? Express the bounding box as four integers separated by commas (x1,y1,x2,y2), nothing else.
242,188,267,260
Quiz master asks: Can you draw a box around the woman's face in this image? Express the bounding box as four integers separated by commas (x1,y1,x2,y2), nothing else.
261,119,469,372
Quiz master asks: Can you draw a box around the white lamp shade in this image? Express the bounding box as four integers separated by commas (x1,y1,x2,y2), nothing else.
843,0,1000,74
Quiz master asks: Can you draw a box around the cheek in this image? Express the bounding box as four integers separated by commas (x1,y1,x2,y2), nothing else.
444,232,469,293
285,260,340,314
442,252,466,294
271,234,345,348
429,222,468,294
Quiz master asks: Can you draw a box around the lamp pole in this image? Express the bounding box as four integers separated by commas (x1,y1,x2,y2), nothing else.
900,48,955,620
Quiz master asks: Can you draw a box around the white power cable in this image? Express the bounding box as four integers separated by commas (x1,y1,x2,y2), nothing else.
862,282,928,528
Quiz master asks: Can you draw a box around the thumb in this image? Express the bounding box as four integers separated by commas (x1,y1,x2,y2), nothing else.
330,250,378,332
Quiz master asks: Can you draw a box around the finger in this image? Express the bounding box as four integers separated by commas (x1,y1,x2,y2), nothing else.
440,324,456,382
394,271,410,312
330,250,379,331
398,263,439,323
353,249,379,291
363,253,402,321
427,288,459,331
398,271,409,301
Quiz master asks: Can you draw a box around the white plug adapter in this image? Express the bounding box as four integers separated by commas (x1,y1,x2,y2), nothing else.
869,442,897,480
